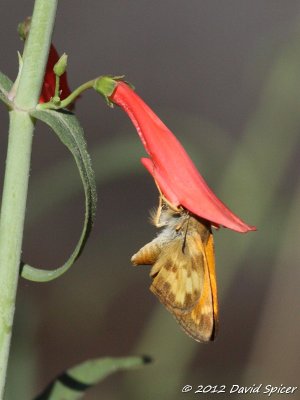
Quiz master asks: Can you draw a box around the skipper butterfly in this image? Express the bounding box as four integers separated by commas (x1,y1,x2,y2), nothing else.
131,198,218,342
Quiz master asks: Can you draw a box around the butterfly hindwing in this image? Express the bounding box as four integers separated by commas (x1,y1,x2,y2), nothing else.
150,234,205,312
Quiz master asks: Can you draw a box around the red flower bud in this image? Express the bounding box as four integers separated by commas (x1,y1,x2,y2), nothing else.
109,81,256,233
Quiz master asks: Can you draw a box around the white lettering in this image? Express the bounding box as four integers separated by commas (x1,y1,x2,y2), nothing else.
230,384,261,394
230,385,239,393
264,385,298,396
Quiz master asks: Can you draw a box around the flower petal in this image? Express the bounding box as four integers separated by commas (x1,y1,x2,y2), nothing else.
110,81,256,233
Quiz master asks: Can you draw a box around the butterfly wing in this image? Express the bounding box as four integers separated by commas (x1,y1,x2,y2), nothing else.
174,231,218,342
150,225,218,342
150,233,205,312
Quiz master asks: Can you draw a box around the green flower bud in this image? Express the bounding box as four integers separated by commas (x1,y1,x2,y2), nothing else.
53,53,68,77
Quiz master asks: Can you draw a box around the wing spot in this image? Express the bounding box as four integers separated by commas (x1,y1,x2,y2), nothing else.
185,293,192,304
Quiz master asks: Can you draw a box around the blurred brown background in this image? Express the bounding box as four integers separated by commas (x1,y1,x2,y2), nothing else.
1,1,300,399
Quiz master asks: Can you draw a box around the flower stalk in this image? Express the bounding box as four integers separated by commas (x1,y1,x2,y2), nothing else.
0,0,58,396
37,78,95,110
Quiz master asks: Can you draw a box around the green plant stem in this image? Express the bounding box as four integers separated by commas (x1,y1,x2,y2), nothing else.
0,0,58,397
15,2,58,108
0,112,34,396
55,74,60,98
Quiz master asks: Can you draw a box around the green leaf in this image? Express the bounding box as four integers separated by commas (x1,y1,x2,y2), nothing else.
0,70,13,107
33,356,151,400
21,109,97,282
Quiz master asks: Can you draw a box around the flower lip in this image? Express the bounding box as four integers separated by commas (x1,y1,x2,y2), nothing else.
109,81,256,233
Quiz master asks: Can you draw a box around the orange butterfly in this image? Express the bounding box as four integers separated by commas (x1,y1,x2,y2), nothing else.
131,198,218,342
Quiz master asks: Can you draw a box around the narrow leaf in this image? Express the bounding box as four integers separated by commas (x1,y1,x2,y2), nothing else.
33,356,151,400
0,70,13,107
21,109,97,281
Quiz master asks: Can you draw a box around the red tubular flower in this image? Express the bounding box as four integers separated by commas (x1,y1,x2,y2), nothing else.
39,44,71,104
109,81,256,233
